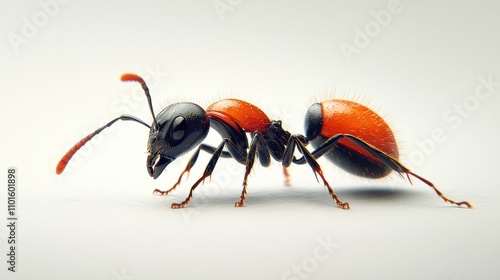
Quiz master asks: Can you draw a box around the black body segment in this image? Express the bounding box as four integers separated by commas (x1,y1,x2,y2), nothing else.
304,102,323,140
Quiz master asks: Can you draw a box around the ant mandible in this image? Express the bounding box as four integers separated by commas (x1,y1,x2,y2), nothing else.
56,74,472,209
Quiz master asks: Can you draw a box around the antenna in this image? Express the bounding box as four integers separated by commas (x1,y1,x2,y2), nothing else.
56,115,150,174
121,73,159,130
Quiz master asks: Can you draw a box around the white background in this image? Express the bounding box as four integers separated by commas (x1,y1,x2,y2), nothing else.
1,0,500,279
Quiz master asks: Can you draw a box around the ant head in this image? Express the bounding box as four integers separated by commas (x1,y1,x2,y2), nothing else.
146,103,209,179
121,74,209,179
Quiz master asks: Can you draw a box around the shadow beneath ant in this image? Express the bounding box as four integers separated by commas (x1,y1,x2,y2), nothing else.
199,184,423,209
148,182,425,210
338,186,419,200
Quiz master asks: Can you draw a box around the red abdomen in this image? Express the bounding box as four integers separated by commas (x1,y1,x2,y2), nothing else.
307,99,399,178
321,99,399,160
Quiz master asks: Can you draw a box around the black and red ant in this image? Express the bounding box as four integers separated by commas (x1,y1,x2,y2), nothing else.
56,73,472,209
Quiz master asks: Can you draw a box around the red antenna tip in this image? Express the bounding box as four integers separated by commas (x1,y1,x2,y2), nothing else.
120,73,145,85
55,164,64,175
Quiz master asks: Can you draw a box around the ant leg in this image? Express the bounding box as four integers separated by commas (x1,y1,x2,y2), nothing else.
235,132,271,207
153,144,232,196
407,171,472,208
343,135,472,208
283,167,291,186
294,134,472,208
284,135,350,209
292,134,344,165
171,140,246,209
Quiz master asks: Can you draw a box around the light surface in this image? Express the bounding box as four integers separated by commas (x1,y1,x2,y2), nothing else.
1,1,499,279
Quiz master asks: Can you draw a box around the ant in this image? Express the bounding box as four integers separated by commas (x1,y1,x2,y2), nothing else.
56,73,472,209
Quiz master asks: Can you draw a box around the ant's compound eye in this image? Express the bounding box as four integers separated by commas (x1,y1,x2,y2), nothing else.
170,116,186,141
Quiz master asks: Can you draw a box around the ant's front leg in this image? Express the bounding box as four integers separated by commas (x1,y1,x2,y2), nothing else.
153,144,233,196
170,139,246,208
